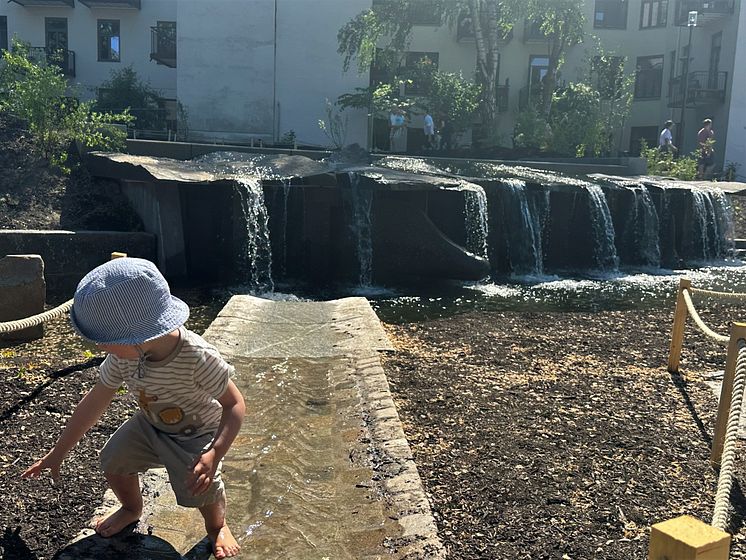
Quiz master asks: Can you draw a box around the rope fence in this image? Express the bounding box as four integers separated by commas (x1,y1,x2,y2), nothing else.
0,252,127,335
651,279,746,558
0,299,73,334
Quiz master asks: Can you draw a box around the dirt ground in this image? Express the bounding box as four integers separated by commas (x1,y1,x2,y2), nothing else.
382,303,746,560
2,297,746,559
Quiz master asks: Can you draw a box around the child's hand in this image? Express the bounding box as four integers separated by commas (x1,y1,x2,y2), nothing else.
186,448,218,496
21,451,62,481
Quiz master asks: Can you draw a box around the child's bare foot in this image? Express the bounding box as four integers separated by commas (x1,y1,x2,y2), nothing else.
94,507,141,537
208,524,240,558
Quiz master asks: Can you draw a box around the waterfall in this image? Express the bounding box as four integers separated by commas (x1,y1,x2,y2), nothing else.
685,187,734,262
584,184,619,271
712,189,735,259
501,179,546,275
624,185,661,267
463,184,489,259
280,178,291,276
236,178,274,292
347,172,374,286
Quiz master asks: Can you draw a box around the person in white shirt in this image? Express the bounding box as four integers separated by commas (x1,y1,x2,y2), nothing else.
658,120,676,153
423,109,435,151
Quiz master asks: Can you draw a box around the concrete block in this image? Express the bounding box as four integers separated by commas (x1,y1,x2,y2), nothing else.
0,255,45,342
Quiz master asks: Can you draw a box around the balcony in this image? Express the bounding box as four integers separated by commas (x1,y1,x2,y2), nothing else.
150,26,176,68
674,0,734,25
27,47,75,77
668,71,727,107
9,0,73,6
78,0,141,8
456,13,513,44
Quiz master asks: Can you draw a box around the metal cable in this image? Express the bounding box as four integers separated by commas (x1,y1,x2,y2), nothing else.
682,289,729,344
690,287,746,301
712,340,746,531
0,299,73,333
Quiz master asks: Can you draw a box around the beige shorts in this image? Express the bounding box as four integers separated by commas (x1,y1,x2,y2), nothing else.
100,412,224,508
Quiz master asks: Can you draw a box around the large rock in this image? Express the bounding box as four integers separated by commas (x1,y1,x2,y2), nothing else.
0,254,45,342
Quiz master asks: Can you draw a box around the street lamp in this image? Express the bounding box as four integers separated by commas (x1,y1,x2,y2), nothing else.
678,10,698,150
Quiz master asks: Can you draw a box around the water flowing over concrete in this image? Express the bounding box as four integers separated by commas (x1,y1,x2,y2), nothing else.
84,151,737,286
59,297,443,559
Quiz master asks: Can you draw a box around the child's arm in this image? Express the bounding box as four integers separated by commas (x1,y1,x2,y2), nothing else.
187,379,245,496
22,381,118,481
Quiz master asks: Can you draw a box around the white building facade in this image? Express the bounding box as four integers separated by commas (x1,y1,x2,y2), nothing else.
0,0,743,174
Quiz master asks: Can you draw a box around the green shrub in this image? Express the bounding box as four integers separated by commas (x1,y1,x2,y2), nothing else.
640,140,698,180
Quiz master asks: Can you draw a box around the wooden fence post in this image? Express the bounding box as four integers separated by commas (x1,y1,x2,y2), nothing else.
668,278,692,373
711,322,746,465
648,515,729,560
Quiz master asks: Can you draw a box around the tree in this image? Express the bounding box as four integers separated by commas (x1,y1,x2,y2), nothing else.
96,65,166,131
338,0,517,136
0,40,131,169
527,0,585,115
338,1,584,136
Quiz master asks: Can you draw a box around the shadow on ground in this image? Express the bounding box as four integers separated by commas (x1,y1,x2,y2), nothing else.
54,524,212,560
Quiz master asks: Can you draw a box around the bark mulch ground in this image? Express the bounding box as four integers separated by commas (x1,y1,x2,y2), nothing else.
4,295,746,559
382,301,746,560
0,293,223,560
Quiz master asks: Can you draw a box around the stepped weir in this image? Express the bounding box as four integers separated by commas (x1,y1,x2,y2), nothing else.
85,151,737,287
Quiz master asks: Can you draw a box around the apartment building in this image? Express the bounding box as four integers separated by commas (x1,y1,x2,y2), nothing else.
0,0,369,146
396,0,743,173
0,0,743,175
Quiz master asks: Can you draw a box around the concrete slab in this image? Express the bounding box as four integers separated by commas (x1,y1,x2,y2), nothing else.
58,296,442,559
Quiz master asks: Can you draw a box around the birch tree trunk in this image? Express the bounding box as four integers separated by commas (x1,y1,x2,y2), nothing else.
469,0,500,133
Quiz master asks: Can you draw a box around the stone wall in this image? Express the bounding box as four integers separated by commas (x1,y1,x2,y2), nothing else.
0,231,156,300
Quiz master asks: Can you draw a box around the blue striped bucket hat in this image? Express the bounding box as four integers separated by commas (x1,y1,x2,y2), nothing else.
70,257,189,345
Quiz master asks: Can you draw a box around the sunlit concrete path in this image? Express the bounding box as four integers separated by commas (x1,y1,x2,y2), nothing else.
57,296,443,560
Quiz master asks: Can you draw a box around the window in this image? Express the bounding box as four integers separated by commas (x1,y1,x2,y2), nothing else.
97,19,120,62
404,51,439,94
0,17,7,53
634,55,664,99
640,0,668,28
629,125,659,155
407,0,442,25
594,0,628,29
668,49,676,95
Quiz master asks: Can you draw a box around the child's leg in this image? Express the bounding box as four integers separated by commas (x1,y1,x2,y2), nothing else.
199,491,240,559
95,472,143,537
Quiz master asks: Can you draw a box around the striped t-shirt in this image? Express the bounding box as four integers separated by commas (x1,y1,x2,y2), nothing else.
99,327,233,440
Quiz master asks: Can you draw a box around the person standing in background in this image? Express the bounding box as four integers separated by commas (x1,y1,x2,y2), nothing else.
697,118,715,179
658,120,677,153
423,108,435,151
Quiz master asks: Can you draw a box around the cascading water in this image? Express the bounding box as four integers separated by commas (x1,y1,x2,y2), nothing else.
463,184,489,259
347,172,374,286
280,178,291,276
500,179,546,275
684,187,735,262
584,184,619,271
236,177,274,292
712,189,735,258
623,185,661,267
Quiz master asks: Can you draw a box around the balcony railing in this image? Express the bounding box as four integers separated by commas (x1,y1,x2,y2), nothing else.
27,47,75,77
9,0,73,6
79,0,141,8
456,13,513,44
668,70,727,107
150,26,176,68
674,0,734,25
